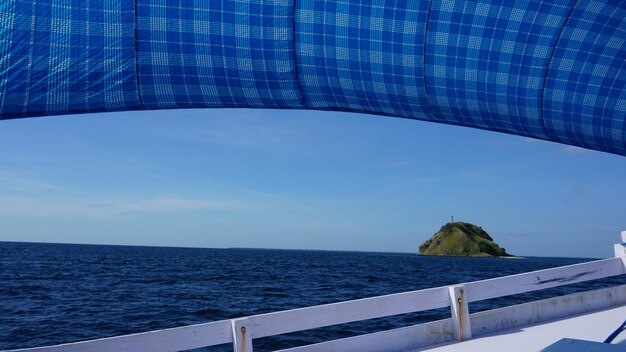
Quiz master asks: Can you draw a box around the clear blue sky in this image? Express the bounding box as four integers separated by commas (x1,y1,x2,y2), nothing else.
0,108,624,258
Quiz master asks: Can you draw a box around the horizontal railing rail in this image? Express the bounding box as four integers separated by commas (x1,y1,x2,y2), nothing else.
275,284,626,352
9,320,233,352
465,257,625,302
247,286,450,339
8,233,626,352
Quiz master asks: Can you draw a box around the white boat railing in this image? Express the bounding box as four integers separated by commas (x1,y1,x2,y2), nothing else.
8,231,626,352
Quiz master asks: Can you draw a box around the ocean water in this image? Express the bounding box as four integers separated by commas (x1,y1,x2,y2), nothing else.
1,241,624,351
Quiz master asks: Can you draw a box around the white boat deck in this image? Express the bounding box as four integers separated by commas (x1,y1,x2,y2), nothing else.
411,304,626,351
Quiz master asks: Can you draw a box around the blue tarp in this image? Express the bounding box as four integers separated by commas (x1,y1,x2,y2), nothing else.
1,0,625,155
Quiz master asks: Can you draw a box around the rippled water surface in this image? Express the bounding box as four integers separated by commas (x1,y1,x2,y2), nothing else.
1,242,624,351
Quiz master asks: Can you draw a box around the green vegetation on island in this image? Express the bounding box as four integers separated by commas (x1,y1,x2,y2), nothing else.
418,222,512,257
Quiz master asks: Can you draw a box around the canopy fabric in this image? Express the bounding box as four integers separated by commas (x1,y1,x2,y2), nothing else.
1,0,625,156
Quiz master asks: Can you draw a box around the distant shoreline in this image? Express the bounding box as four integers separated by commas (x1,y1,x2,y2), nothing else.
1,241,599,259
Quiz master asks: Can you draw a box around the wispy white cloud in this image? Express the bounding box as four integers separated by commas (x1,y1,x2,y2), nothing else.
83,196,246,214
572,187,591,195
0,194,248,219
457,169,501,182
0,165,339,221
180,127,287,148
368,161,411,168
145,109,359,157
561,145,593,154
0,151,48,163
157,112,301,149
0,171,61,194
524,137,541,143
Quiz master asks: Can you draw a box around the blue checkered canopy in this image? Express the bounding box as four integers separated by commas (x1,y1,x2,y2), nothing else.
1,0,625,155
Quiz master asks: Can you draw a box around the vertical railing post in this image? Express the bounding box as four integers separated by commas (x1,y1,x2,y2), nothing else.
614,231,626,270
232,318,253,352
449,284,472,341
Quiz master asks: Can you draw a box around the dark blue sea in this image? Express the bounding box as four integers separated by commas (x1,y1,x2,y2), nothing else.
1,242,624,351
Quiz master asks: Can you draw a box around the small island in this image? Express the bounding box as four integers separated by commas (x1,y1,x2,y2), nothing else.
418,222,512,257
